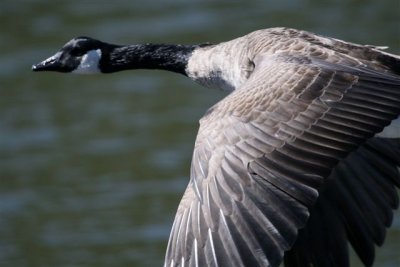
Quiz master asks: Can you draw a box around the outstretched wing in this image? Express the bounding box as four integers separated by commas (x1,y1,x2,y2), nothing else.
164,52,400,267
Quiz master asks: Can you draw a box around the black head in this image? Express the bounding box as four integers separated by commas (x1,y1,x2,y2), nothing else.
32,37,107,73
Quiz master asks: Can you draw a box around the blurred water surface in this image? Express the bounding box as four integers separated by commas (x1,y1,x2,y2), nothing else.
0,1,399,266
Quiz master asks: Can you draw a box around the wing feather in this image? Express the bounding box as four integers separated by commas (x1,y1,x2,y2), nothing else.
164,52,400,267
284,138,400,267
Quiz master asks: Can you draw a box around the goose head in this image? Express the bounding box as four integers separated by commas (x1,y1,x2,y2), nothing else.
32,37,107,74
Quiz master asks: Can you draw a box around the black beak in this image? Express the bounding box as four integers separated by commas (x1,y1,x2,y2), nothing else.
32,52,64,72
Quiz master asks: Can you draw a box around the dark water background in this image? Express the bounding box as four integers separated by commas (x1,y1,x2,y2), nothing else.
1,1,399,266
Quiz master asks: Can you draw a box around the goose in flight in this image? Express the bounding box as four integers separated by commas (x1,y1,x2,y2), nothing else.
33,27,400,267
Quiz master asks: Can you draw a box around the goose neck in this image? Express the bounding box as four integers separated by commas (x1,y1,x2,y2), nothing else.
101,43,198,75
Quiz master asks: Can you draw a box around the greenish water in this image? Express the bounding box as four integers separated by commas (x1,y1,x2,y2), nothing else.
1,1,399,266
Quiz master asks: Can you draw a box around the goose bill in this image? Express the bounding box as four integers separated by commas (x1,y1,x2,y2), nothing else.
32,52,64,72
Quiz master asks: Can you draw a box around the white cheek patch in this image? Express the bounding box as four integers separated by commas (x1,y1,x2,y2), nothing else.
73,49,102,74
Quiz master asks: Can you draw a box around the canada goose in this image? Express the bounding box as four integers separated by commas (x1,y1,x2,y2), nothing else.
32,27,400,267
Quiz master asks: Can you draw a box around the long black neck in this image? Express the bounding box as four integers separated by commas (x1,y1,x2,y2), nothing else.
99,43,199,75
